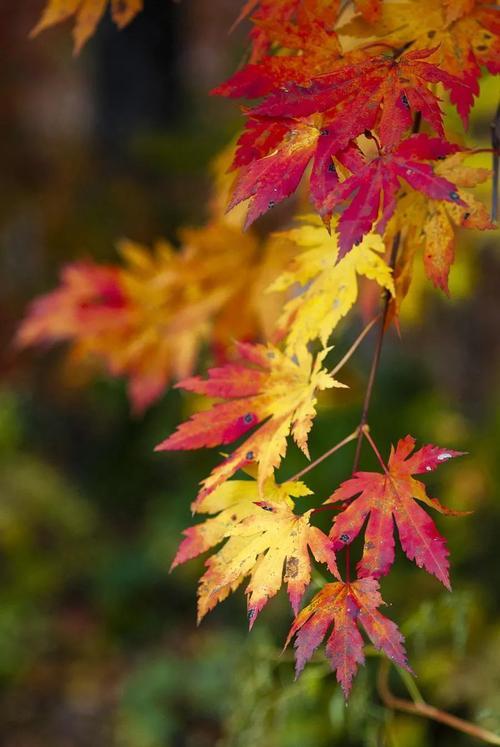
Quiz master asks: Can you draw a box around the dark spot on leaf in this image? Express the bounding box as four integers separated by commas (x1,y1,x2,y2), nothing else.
476,45,487,51
354,238,362,246
285,556,299,578
363,129,372,138
449,191,460,201
260,504,275,512
340,533,350,543
246,451,254,460
328,162,336,172
248,609,256,623
427,30,436,38
231,514,237,521
401,93,410,109
463,211,470,220
268,201,276,209
243,413,254,424
320,128,330,136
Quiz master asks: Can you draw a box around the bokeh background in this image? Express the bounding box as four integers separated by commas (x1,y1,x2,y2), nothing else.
1,2,499,745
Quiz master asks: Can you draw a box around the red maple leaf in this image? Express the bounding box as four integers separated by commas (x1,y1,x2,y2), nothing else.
286,577,411,697
227,117,363,227
323,135,466,258
327,435,466,588
251,48,470,148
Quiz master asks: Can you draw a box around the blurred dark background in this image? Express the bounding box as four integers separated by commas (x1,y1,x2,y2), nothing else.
1,2,499,745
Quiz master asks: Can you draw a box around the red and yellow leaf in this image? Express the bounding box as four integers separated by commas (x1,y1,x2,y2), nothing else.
286,577,411,697
173,475,338,624
156,343,346,499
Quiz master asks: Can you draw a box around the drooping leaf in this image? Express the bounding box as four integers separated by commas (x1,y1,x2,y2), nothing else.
269,215,394,351
323,135,465,257
173,475,338,624
156,343,346,500
386,152,494,299
31,0,143,53
327,435,467,588
286,577,411,697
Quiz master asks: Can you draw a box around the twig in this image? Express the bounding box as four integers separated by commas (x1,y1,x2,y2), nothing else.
351,233,400,473
362,425,390,475
288,429,359,482
491,101,500,222
378,660,500,745
330,314,381,377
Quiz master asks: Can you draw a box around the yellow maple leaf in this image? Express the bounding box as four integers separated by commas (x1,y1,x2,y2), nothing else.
31,0,143,53
269,216,394,352
171,475,339,624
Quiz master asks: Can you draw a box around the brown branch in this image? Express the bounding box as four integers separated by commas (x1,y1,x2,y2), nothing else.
377,660,500,746
288,429,359,482
351,232,400,472
491,101,500,222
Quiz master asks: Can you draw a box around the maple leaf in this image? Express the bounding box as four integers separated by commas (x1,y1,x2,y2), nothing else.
386,152,494,298
16,262,127,349
156,343,346,500
323,134,466,258
31,0,143,53
227,117,362,228
268,216,394,351
327,435,466,588
340,0,499,118
251,48,470,148
286,577,411,697
172,475,338,624
17,222,266,413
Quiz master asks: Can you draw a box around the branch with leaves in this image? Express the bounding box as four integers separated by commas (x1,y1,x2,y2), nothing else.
19,0,500,738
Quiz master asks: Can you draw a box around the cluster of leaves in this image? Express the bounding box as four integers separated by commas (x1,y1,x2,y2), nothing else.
23,0,498,699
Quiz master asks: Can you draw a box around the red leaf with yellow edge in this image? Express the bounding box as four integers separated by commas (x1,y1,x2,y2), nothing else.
327,435,466,588
286,577,411,697
156,343,346,500
31,0,143,53
323,135,465,258
172,475,338,624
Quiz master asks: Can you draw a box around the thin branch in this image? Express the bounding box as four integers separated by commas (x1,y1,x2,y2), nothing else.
363,426,390,475
351,232,401,472
330,314,381,377
491,101,500,222
378,660,500,746
288,429,359,482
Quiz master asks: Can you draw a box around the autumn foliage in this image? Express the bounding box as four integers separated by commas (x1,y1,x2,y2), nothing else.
20,0,499,701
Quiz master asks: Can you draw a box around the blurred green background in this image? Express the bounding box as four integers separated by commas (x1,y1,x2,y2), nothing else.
1,2,500,745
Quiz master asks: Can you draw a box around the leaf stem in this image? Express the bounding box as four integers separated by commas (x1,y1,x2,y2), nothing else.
288,428,359,482
331,314,382,377
362,426,390,475
377,660,500,745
